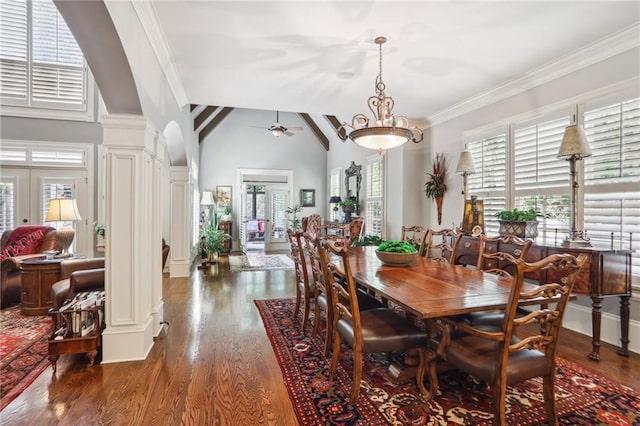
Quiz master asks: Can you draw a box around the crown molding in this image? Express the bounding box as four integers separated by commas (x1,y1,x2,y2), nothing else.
430,23,640,126
132,2,189,108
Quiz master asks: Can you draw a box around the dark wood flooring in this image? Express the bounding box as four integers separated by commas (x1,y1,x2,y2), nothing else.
1,256,638,425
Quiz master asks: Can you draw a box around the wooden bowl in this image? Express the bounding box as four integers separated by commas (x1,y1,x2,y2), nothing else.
375,249,418,266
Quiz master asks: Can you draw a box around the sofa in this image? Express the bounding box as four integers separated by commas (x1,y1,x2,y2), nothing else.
51,258,105,310
1,225,63,309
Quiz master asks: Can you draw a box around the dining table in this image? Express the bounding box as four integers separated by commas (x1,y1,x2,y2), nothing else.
333,245,561,400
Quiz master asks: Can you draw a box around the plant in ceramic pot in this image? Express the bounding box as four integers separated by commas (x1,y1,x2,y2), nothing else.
424,152,447,225
202,223,231,262
338,198,357,222
285,204,303,231
495,208,546,239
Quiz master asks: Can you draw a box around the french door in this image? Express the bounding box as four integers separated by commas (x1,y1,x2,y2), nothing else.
0,167,90,255
264,188,288,251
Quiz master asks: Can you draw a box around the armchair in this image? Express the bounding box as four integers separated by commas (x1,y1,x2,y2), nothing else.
51,258,105,310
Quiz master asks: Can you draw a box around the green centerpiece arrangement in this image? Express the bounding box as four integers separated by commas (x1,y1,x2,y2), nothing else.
495,208,544,239
375,240,418,266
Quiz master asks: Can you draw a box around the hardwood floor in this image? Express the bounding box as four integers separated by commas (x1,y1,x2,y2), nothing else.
1,256,638,425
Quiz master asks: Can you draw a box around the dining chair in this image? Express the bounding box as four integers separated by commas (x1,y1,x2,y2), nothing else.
321,240,429,404
425,228,460,263
287,229,314,331
430,253,587,424
305,233,383,357
400,225,428,255
301,214,323,238
464,234,534,327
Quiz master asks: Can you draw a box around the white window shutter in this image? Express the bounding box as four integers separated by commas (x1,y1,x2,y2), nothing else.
0,0,28,103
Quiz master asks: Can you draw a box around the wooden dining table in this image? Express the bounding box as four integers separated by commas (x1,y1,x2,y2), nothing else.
333,245,558,399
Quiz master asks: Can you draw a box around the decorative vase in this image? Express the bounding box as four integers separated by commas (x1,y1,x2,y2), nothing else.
208,251,219,263
435,195,444,225
342,205,354,223
498,220,539,239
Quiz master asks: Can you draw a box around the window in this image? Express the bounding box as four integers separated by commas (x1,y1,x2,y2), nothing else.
583,97,640,277
467,133,507,235
513,116,571,245
0,0,88,113
365,154,384,237
330,167,341,197
245,185,265,220
0,178,16,231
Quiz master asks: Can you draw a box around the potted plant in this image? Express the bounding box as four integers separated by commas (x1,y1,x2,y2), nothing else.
424,152,447,225
285,204,303,231
338,198,357,222
220,205,232,222
201,222,231,263
495,208,545,239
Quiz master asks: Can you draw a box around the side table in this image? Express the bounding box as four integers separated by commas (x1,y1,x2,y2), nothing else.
19,256,63,316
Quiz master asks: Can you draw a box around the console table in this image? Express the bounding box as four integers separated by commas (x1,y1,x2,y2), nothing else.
455,235,632,361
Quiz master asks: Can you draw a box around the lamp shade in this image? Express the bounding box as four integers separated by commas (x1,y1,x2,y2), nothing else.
455,151,475,175
200,191,215,205
558,124,592,159
349,127,415,151
329,196,342,204
45,198,82,222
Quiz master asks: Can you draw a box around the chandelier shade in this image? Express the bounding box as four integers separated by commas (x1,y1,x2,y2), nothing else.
339,36,423,152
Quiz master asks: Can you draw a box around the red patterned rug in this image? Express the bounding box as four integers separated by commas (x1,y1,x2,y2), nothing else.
0,305,52,411
256,298,640,425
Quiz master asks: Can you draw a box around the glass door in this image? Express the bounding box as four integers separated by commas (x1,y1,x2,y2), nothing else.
264,188,288,251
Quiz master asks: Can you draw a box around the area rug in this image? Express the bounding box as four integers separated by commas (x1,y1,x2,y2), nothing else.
255,298,640,425
229,254,294,272
0,306,52,411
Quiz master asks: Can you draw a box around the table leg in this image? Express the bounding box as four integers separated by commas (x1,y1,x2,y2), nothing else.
588,295,602,361
48,354,59,372
617,295,630,357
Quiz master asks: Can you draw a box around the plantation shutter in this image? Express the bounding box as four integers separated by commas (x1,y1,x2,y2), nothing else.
0,0,28,103
41,179,76,226
583,97,640,276
0,0,86,110
513,116,571,244
0,180,16,232
467,134,507,235
365,155,384,237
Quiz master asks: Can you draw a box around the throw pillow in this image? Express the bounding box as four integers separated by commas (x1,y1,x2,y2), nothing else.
0,229,47,260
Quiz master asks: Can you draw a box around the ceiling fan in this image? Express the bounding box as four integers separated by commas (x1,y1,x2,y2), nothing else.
253,111,303,137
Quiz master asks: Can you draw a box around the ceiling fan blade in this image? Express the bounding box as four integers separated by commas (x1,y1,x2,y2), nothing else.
286,126,303,131
284,131,294,136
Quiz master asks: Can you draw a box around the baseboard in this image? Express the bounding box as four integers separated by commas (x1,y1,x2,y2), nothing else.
563,303,639,356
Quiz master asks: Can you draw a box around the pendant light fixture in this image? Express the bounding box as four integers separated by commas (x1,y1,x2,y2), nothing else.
338,36,423,152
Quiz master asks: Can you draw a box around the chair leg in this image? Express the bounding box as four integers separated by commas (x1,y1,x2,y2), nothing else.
330,330,341,374
302,292,310,330
293,284,301,321
312,301,321,337
492,379,507,426
350,343,363,405
323,309,333,358
543,372,559,426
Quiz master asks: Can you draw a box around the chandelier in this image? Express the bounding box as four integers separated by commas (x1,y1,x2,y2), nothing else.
338,36,423,152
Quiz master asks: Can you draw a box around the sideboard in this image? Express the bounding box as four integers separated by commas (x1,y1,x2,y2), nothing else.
454,235,632,361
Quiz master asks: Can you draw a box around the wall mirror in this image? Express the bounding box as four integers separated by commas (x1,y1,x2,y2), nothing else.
344,161,362,216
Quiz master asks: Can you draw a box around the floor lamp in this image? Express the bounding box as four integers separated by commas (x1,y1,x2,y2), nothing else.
557,124,592,247
455,150,475,200
45,198,82,256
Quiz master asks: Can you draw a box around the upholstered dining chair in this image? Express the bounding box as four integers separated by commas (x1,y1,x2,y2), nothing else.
400,225,428,255
305,232,383,357
321,240,429,404
430,253,587,425
287,229,314,331
301,214,323,238
424,228,460,263
464,234,534,327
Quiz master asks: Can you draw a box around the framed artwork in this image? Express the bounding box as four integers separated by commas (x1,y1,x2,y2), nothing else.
216,185,232,209
300,189,315,207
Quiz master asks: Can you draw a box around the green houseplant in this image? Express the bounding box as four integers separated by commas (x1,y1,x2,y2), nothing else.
495,208,545,239
200,212,231,263
285,204,303,231
338,198,357,222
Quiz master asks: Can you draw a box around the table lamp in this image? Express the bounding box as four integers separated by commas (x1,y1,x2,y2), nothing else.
557,123,592,247
329,196,342,221
45,197,82,256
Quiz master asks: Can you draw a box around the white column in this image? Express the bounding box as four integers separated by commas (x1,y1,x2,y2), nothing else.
151,133,166,337
169,166,192,277
100,114,157,363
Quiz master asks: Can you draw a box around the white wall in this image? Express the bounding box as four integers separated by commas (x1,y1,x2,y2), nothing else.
199,108,328,244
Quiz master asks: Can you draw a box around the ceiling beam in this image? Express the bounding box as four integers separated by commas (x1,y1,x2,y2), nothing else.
194,105,218,130
299,113,329,151
199,107,234,143
326,115,347,141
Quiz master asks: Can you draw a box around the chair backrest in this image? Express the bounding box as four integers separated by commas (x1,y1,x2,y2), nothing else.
303,232,329,306
320,240,361,341
425,229,460,263
302,214,323,237
499,253,587,365
287,229,308,287
348,217,365,246
400,225,428,255
476,234,532,277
